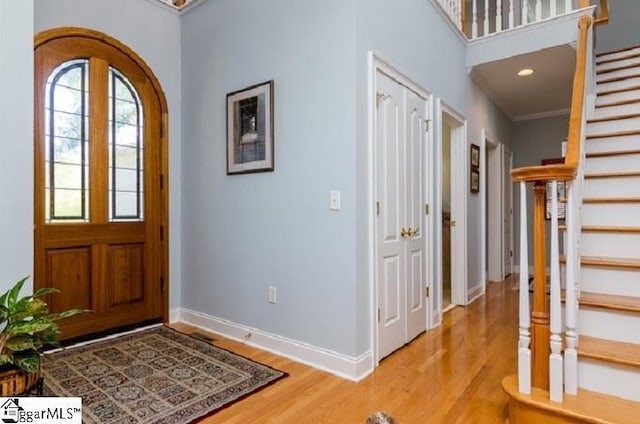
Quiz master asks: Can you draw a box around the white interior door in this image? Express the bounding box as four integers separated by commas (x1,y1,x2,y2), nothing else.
376,70,407,360
375,69,429,360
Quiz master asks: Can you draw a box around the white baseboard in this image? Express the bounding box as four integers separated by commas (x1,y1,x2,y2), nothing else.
172,307,374,382
467,284,485,304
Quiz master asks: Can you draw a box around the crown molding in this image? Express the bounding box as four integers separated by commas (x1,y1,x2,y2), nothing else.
143,0,208,16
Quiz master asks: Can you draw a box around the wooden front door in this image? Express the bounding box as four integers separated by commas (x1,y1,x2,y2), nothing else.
34,31,167,340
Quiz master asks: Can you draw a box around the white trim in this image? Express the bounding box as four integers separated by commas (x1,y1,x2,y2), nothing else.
438,101,468,306
368,52,434,366
513,108,571,122
467,284,485,304
176,308,374,382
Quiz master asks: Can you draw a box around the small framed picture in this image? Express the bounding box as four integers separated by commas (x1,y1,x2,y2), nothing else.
227,80,274,174
470,143,480,168
470,168,480,193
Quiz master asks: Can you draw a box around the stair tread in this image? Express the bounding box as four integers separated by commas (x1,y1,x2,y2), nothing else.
587,130,640,140
595,98,640,108
581,225,640,233
598,73,640,85
597,63,640,76
587,113,640,123
579,335,640,369
586,150,640,158
597,52,640,66
597,45,640,58
502,374,640,424
585,171,640,179
579,291,640,313
583,197,640,204
560,255,640,270
598,85,640,96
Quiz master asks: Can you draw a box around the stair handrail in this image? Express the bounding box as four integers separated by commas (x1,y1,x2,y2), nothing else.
511,14,593,400
594,0,610,26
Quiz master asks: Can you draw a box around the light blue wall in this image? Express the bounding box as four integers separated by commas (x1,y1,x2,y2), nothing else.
180,0,360,356
0,0,34,293
355,0,513,340
34,0,183,310
595,1,640,54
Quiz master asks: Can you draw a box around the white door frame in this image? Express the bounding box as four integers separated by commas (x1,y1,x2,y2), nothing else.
435,100,468,320
368,52,434,365
485,130,504,282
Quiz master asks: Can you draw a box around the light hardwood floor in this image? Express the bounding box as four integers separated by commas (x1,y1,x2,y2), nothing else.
171,276,519,423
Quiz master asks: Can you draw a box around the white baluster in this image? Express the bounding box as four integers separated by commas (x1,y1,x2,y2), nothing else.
565,180,578,395
564,0,572,14
518,182,531,394
472,0,479,38
455,0,462,30
549,180,563,402
484,0,490,36
550,0,557,17
509,0,515,29
522,0,528,25
535,0,542,21
497,0,503,32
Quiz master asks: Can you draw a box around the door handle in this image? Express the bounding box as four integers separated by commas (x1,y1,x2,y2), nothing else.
400,228,410,238
410,228,420,237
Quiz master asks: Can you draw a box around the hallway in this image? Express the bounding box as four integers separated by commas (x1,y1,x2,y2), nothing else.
174,277,519,423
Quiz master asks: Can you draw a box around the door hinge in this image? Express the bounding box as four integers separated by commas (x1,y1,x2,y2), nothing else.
376,92,389,108
424,119,431,132
160,276,165,293
425,286,429,298
376,201,380,216
425,204,429,215
160,226,164,241
377,308,381,322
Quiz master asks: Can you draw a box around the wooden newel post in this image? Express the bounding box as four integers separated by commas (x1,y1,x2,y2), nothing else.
531,182,550,390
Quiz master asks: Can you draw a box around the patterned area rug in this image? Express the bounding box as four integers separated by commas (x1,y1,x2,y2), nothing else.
42,326,287,423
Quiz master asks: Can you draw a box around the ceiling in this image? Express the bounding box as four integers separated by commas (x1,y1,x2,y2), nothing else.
470,44,577,121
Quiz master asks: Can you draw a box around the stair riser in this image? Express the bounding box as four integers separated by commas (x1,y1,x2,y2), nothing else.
577,266,640,297
597,56,640,73
586,119,640,135
597,76,640,93
578,359,640,402
596,89,640,105
597,67,640,83
577,307,640,344
582,203,640,227
585,153,640,174
586,135,640,154
581,232,640,257
593,102,640,119
583,176,640,197
598,47,640,63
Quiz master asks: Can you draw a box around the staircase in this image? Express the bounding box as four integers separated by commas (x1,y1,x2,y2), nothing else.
575,44,640,404
502,43,640,423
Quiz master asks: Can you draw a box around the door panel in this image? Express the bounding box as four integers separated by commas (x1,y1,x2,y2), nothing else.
405,89,428,341
376,71,406,360
35,35,164,340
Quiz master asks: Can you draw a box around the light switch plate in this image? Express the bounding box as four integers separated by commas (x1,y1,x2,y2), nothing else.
329,191,341,210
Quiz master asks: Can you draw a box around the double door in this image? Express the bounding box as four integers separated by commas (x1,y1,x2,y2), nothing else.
375,69,429,360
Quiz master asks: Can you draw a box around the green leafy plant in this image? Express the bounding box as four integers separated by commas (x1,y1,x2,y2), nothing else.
0,276,84,373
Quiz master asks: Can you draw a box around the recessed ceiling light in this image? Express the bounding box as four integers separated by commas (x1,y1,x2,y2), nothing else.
518,68,535,77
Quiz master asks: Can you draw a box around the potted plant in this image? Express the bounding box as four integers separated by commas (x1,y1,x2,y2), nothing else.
0,276,83,395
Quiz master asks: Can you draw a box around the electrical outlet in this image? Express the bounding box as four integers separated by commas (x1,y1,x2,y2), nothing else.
268,286,277,304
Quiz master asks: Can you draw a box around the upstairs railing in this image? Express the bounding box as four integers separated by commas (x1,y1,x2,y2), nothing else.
435,0,606,39
510,0,608,402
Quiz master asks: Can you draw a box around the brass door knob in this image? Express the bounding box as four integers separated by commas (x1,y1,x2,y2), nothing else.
410,228,420,236
400,228,409,237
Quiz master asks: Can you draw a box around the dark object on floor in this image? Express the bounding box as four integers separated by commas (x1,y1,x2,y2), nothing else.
42,326,287,423
366,411,399,424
